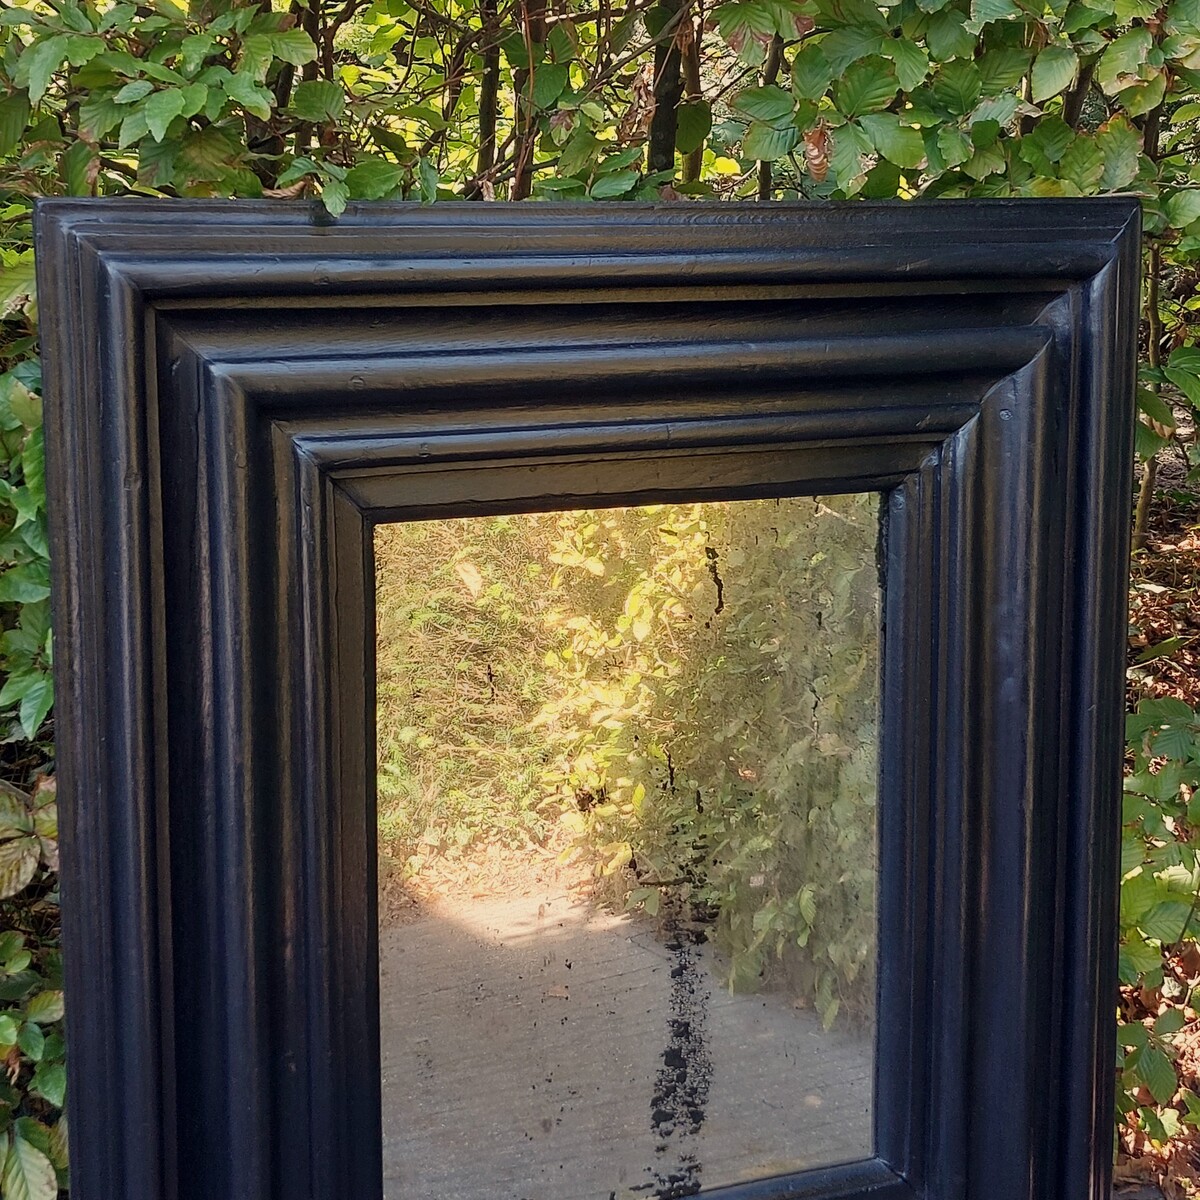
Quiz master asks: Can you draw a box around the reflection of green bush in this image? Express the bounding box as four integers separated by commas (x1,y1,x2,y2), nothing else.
536,497,879,1028
375,516,561,868
375,496,880,1026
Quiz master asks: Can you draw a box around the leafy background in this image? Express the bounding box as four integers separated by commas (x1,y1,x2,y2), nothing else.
1,0,1200,1187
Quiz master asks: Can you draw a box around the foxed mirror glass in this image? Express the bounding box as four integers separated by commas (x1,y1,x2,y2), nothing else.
374,493,880,1199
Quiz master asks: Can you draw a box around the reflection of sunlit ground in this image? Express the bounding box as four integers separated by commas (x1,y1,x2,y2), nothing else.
379,848,873,1200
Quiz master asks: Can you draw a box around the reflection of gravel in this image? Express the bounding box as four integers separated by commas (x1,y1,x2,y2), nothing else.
380,864,873,1200
379,839,586,928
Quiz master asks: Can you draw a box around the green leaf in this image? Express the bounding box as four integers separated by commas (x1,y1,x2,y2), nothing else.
79,92,123,139
1139,697,1195,721
829,119,870,186
890,40,930,90
499,31,531,69
715,0,776,62
1020,115,1074,167
2,1133,56,1200
531,62,568,108
31,1064,64,1110
58,2,93,30
265,29,319,68
1167,189,1200,229
1142,899,1194,942
143,88,186,141
858,112,925,167
1140,388,1179,430
547,22,575,63
17,1023,43,1063
1155,723,1196,759
932,60,983,114
0,840,39,901
0,92,31,157
836,57,898,116
114,80,154,105
238,34,272,79
1119,934,1162,981
1118,71,1167,117
1098,28,1153,94
1124,869,1162,923
558,129,599,177
1059,133,1104,191
0,934,26,963
118,107,149,150
1135,635,1187,664
17,677,51,740
1137,1044,1180,1104
45,1118,66,1176
926,9,976,58
0,792,28,842
417,156,439,204
971,0,1022,22
345,159,403,200
978,46,1031,92
819,26,885,73
0,973,43,1003
180,31,216,72
179,82,207,119
792,43,834,99
532,177,587,198
1170,0,1200,30
743,120,798,159
589,168,640,197
24,993,63,1026
0,565,49,604
1097,116,1142,190
0,263,35,322
595,146,644,173
937,125,973,166
1166,365,1200,409
1064,1,1108,29
1032,45,1079,101
675,101,712,154
321,178,349,217
223,72,273,121
1170,345,1200,373
962,140,1006,179
13,36,69,105
288,79,344,124
971,94,1017,125
732,84,794,123
1156,1007,1187,1036
1163,30,1200,62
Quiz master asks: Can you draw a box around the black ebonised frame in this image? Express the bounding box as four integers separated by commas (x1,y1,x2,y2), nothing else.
34,197,1139,1200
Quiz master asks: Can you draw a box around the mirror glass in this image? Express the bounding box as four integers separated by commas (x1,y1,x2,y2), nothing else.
375,494,880,1199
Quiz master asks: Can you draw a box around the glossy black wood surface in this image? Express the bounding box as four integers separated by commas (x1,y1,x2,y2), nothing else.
33,198,1139,1200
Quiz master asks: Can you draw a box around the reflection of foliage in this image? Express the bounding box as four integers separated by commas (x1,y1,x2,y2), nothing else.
375,515,562,871
536,496,879,1028
375,498,880,1027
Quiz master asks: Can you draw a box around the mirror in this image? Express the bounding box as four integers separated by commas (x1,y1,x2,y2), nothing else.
375,494,880,1199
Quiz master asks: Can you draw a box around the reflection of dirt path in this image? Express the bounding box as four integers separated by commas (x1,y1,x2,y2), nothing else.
379,852,873,1200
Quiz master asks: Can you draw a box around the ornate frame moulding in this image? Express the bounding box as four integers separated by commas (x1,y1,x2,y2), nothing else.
34,197,1139,1200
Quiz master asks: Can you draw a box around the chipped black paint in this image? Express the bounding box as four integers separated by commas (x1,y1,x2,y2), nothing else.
640,926,713,1199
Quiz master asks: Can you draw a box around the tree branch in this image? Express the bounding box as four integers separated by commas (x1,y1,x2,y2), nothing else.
647,0,684,174
757,34,783,200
